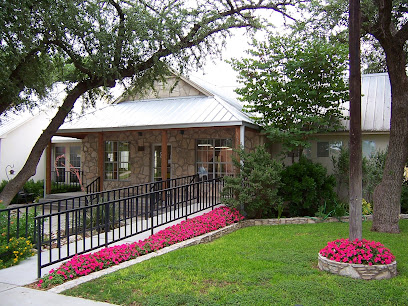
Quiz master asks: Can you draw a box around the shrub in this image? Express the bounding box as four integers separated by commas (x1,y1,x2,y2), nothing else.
362,198,373,215
0,237,34,269
0,180,44,204
332,148,387,205
279,157,337,217
221,145,282,219
50,182,81,194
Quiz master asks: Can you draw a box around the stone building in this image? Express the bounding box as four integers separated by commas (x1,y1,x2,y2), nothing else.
47,74,265,193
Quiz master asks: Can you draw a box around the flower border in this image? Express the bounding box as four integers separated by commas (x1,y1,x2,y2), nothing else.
36,206,244,289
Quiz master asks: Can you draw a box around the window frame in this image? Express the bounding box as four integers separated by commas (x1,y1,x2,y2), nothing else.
196,138,234,179
104,141,131,181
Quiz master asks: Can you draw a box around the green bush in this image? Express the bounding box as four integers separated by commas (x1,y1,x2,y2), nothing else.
364,150,387,204
0,180,44,204
332,148,408,212
50,182,82,194
0,237,34,269
221,145,283,219
279,157,337,217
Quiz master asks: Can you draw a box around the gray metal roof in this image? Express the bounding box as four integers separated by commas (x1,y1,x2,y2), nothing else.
0,110,39,138
341,73,391,132
58,72,392,134
58,94,257,134
361,73,391,132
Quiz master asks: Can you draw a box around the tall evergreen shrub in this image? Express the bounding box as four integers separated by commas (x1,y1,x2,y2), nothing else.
221,145,282,219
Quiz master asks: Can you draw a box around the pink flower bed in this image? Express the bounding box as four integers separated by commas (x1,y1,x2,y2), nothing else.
319,238,395,266
36,206,244,289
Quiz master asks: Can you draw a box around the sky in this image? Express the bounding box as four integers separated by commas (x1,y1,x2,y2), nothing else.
191,10,290,90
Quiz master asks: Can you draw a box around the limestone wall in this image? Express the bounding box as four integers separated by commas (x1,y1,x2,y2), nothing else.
118,76,203,102
244,128,266,152
81,127,263,190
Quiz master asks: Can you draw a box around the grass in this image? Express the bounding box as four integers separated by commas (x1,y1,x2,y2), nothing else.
63,220,408,305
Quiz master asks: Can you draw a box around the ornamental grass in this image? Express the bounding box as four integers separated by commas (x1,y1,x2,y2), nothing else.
36,206,244,289
319,238,395,265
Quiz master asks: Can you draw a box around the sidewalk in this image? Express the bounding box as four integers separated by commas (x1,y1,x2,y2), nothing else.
0,207,218,305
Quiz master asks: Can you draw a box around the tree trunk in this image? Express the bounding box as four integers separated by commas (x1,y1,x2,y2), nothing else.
348,0,362,241
0,79,102,206
372,49,408,233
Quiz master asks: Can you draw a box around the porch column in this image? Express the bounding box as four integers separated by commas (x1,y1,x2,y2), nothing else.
45,142,52,194
161,130,168,182
98,132,104,191
240,125,245,149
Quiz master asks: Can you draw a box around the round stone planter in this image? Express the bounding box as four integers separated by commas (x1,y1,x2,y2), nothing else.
318,253,397,280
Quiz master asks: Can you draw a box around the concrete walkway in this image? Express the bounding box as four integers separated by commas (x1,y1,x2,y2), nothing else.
0,206,219,305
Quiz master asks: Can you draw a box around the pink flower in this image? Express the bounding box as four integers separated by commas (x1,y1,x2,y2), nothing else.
320,238,395,266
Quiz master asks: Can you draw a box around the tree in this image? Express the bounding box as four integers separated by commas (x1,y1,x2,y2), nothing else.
230,29,349,162
0,0,60,114
309,0,408,233
0,0,304,206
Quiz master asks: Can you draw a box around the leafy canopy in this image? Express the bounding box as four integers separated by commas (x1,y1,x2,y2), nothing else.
0,0,303,115
230,27,349,154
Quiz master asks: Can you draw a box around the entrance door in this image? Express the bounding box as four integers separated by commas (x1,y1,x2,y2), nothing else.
153,145,171,181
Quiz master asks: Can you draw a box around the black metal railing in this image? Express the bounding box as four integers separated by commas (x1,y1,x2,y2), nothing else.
86,177,100,194
0,174,198,248
35,176,224,277
51,169,84,193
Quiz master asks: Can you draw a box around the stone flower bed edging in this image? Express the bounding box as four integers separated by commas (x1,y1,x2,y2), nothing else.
318,253,397,280
49,214,408,293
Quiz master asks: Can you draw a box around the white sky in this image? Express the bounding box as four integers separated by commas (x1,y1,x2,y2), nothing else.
190,5,296,88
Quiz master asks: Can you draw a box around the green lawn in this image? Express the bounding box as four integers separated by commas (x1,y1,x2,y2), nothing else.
64,220,408,305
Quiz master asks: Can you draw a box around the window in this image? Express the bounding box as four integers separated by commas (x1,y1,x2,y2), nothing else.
317,142,329,157
69,146,81,183
105,141,130,180
153,145,171,182
317,141,343,158
197,139,233,178
363,140,376,158
329,141,343,157
54,146,66,183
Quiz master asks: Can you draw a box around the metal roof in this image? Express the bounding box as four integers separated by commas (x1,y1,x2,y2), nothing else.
58,72,393,134
341,73,391,132
0,110,39,138
58,94,257,134
361,73,391,132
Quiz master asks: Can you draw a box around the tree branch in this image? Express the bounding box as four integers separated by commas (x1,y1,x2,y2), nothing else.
109,0,126,67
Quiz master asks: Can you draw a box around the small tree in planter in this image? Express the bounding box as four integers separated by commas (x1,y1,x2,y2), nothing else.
221,145,283,219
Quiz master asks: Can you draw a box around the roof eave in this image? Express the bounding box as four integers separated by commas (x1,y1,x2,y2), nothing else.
57,120,260,134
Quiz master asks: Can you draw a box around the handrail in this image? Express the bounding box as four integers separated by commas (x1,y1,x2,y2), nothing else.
35,176,224,277
86,177,100,194
0,174,199,245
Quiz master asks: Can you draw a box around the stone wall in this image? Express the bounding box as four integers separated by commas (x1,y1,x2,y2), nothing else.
118,76,203,101
81,126,264,190
318,253,397,280
244,128,266,152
